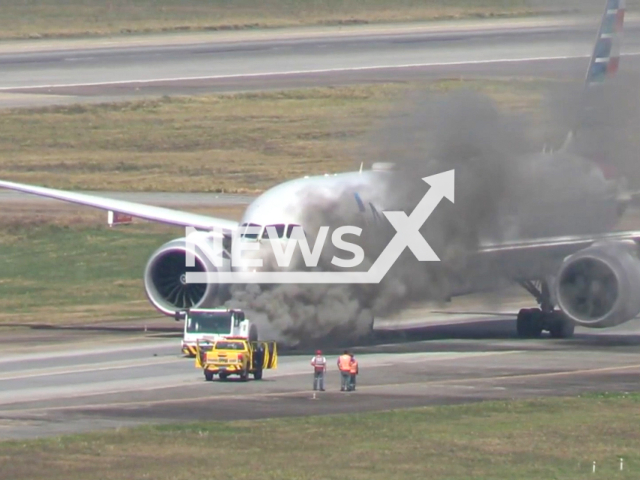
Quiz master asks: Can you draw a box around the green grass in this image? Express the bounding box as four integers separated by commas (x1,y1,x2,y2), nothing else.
2,395,640,479
0,0,575,40
0,204,244,323
0,222,176,321
0,80,549,193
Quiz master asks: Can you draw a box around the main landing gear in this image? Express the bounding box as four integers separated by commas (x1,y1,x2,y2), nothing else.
516,280,575,339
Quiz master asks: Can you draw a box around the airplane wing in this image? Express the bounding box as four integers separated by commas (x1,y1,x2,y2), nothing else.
479,230,640,259
0,179,238,235
2,178,640,273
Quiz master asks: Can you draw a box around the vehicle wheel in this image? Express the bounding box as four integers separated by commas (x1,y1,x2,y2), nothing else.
204,370,214,381
548,312,575,339
219,372,228,381
249,324,259,343
253,369,263,380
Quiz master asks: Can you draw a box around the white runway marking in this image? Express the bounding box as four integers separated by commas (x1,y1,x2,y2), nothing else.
3,52,640,91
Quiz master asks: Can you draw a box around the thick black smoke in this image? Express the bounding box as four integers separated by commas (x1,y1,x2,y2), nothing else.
541,73,640,187
224,80,640,345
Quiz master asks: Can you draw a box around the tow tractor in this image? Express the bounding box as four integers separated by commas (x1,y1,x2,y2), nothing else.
195,337,277,381
175,308,258,357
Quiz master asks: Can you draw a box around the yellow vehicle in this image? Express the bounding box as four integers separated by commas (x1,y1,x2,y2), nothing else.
195,337,277,381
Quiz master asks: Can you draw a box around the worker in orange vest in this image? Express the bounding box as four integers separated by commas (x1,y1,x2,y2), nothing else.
348,354,359,391
337,350,352,391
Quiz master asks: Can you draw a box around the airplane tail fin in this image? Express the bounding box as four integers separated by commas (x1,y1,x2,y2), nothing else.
559,0,625,153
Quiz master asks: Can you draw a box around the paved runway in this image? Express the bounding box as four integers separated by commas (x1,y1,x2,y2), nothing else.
2,308,640,441
3,16,640,107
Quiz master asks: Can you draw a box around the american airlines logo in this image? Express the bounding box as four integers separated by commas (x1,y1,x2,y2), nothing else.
185,170,454,284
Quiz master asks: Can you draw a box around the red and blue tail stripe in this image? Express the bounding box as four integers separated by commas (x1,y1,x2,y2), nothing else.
586,0,625,86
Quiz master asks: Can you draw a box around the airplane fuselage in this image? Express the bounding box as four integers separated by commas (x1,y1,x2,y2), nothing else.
236,152,621,259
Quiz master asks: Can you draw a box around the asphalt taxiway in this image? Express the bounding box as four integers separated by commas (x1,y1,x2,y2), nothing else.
2,308,640,441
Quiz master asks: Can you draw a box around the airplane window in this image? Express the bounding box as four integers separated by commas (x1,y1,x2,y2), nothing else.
241,223,262,240
264,224,286,239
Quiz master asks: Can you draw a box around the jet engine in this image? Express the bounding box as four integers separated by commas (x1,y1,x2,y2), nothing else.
143,234,231,316
554,240,640,328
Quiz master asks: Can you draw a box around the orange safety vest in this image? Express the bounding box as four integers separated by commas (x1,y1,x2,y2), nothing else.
349,359,358,374
338,354,351,372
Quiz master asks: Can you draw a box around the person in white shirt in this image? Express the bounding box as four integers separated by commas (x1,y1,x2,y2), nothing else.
310,350,327,391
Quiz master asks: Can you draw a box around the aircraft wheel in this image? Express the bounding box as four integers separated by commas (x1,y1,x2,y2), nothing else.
548,312,575,339
516,308,543,338
516,309,529,337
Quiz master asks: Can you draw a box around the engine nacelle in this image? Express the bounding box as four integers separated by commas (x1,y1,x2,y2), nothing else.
143,235,231,316
554,240,640,328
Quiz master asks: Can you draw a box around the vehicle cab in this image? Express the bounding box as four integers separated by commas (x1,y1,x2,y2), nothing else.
175,308,256,356
196,337,278,381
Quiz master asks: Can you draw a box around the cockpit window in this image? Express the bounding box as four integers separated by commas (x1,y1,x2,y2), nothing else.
264,224,286,239
240,223,262,240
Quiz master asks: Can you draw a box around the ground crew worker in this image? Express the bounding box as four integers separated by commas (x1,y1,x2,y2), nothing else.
310,350,327,391
338,350,352,391
348,354,359,391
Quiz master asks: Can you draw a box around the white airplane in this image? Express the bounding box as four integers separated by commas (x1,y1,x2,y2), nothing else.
0,0,635,340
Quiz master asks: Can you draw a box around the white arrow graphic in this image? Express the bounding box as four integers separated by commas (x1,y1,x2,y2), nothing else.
367,169,455,282
186,169,455,284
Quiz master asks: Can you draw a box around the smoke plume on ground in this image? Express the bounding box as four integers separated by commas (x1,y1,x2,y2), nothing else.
225,82,640,345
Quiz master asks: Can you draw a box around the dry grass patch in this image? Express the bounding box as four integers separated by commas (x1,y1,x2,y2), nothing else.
0,0,576,40
0,80,549,193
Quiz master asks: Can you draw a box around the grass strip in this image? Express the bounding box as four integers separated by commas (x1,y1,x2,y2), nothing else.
1,0,575,40
0,80,549,193
1,394,639,479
